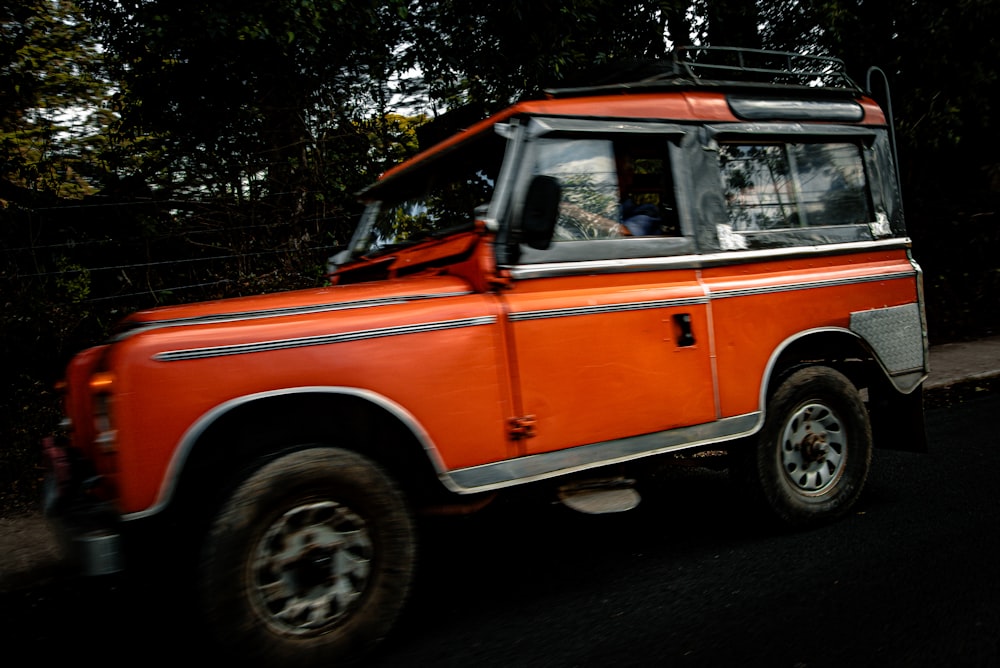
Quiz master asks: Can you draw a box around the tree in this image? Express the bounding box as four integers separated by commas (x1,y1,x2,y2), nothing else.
705,0,762,49
80,0,413,234
1,0,111,204
404,0,692,107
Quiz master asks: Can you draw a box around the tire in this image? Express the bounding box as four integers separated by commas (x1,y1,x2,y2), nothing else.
199,447,416,666
735,366,873,528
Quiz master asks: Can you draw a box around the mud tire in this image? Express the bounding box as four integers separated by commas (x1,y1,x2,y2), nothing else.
199,447,415,666
735,366,873,528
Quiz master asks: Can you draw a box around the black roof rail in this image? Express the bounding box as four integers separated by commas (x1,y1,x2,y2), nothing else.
674,46,861,91
543,46,863,99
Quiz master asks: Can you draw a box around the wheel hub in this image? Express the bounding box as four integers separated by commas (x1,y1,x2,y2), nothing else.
800,430,828,463
780,403,846,494
251,500,372,635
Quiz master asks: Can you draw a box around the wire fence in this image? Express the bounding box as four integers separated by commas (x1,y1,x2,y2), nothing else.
2,199,352,348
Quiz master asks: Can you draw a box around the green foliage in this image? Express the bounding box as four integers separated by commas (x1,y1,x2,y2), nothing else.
53,256,92,302
1,0,112,202
79,0,412,221
403,1,693,106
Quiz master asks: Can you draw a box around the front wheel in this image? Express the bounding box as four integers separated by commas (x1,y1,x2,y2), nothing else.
199,447,416,666
734,366,873,528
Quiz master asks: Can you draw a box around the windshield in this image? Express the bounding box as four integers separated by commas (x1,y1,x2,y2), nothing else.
350,128,509,258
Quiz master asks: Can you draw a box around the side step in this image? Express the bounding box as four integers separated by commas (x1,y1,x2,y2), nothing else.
557,478,640,514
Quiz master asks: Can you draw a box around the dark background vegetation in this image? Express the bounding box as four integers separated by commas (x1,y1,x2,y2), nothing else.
2,0,998,514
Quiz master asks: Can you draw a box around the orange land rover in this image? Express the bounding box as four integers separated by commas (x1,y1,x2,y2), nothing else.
43,48,927,665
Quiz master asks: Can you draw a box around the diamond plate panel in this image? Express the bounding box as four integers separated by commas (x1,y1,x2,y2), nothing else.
850,303,926,374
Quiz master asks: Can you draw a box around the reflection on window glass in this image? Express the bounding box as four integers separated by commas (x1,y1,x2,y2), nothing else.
533,138,678,240
355,131,506,256
372,172,494,245
719,142,871,233
534,138,627,240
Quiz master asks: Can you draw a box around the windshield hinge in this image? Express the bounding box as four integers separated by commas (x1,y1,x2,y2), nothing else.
508,415,537,440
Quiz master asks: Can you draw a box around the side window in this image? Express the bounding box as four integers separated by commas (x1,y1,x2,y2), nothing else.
534,138,622,240
532,137,678,241
620,148,678,236
718,141,873,242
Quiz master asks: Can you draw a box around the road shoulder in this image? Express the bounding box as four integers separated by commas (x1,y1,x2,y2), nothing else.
0,515,65,592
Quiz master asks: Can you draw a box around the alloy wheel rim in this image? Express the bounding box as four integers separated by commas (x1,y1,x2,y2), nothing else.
250,500,372,635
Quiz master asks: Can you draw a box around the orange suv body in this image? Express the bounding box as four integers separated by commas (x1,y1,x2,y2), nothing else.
44,48,927,664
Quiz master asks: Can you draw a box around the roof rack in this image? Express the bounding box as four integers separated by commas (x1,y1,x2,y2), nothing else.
543,46,862,99
674,46,861,91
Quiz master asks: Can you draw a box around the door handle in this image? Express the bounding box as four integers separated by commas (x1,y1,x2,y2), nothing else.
673,313,695,347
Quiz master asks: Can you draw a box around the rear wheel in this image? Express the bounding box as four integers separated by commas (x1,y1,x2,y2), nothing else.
735,366,873,528
199,447,415,666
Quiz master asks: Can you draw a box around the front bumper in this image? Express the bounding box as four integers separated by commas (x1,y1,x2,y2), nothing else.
42,435,123,576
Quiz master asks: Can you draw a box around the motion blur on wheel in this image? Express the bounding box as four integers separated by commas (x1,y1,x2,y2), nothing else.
198,448,416,666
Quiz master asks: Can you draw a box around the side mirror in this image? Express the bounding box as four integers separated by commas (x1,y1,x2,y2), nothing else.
520,175,561,250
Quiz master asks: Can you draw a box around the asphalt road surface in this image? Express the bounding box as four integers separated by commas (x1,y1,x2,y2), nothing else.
3,393,999,667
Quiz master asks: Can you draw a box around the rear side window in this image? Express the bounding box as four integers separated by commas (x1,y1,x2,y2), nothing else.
718,142,874,247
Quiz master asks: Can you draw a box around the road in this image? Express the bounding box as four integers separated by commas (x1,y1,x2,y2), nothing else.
3,393,999,667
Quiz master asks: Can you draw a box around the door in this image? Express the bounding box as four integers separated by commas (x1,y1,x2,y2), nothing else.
501,133,717,457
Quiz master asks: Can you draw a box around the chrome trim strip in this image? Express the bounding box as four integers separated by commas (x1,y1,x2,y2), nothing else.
509,296,708,322
123,386,445,522
153,316,497,362
756,324,929,407
510,254,701,279
507,237,913,280
757,327,851,412
116,291,474,340
698,237,912,265
705,122,877,138
505,271,915,322
709,270,916,299
444,413,760,492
